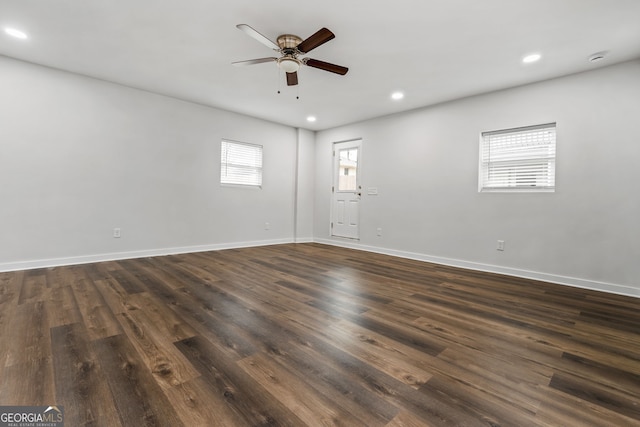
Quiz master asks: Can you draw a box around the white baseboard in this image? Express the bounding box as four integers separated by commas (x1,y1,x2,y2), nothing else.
0,238,293,273
294,237,315,243
314,238,640,299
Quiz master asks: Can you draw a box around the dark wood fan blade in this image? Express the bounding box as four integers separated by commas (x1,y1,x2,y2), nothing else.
232,57,277,66
304,58,349,75
286,71,298,86
297,28,335,53
236,24,280,51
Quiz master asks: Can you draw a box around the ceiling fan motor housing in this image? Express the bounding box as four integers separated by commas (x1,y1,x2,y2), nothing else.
277,34,303,50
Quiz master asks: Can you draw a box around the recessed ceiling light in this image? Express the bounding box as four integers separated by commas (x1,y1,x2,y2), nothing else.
522,53,541,64
4,28,28,40
391,91,404,100
306,116,317,122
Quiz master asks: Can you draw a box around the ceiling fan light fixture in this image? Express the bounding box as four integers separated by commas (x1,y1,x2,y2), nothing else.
278,57,300,73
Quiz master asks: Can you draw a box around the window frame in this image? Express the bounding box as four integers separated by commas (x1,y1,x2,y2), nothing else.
478,123,556,193
220,139,263,188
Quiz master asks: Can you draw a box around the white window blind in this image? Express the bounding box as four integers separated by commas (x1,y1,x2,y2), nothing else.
221,140,263,187
479,123,556,192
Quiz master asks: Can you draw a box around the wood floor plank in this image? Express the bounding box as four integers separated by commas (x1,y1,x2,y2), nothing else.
0,355,56,406
0,302,55,406
0,271,23,380
263,330,400,426
93,277,135,314
176,278,301,358
125,291,197,343
558,351,640,397
534,386,640,427
162,376,250,426
238,352,370,426
46,285,83,328
274,311,489,426
138,256,198,290
92,333,183,426
218,277,317,317
435,347,545,414
175,335,305,426
116,308,200,390
386,411,438,427
549,372,640,420
17,270,48,305
326,319,434,389
3,301,50,368
68,267,122,340
108,261,151,294
421,373,541,427
51,322,122,426
44,267,67,290
146,278,261,360
409,304,565,361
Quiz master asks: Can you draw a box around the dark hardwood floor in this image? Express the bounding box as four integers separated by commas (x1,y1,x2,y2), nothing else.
1,243,639,426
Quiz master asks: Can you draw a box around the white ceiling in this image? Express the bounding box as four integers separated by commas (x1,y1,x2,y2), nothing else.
1,0,639,131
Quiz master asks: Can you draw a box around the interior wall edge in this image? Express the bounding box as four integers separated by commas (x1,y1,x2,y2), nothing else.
313,238,640,299
294,237,314,244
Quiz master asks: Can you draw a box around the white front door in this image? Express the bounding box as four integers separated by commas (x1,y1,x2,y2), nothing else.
331,139,361,239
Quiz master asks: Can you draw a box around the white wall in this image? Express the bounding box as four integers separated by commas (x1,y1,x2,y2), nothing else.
0,56,300,269
315,60,640,296
294,128,315,242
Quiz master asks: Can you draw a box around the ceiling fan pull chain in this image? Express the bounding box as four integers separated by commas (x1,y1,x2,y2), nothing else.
277,68,281,94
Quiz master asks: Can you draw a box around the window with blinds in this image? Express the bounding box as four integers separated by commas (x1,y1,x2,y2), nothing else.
220,140,263,187
479,123,556,192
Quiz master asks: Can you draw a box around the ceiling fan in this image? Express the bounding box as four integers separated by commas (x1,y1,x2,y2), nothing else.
232,24,349,86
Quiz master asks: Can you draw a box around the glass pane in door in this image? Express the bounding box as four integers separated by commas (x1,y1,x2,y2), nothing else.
337,148,358,191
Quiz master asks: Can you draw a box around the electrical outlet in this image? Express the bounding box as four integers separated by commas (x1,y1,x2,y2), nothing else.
497,240,505,251
264,222,270,230
376,227,383,237
113,228,121,238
